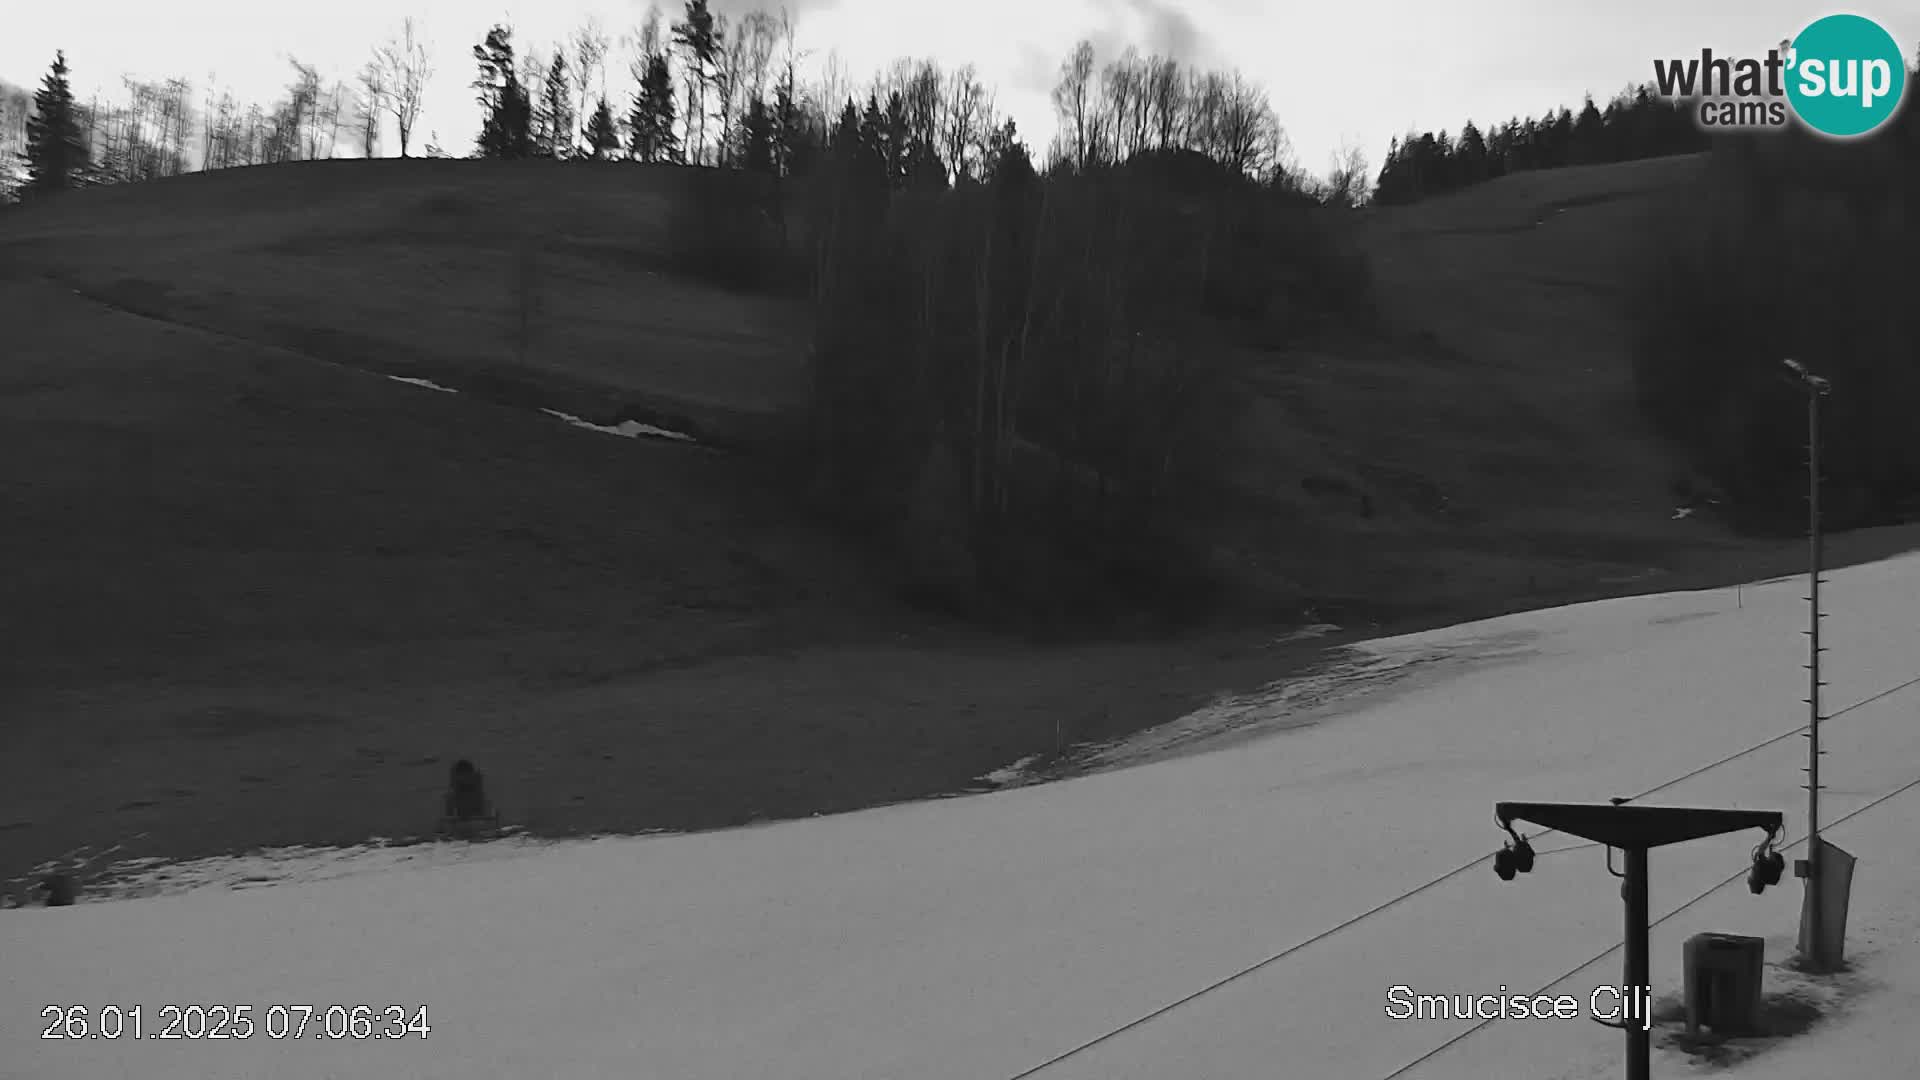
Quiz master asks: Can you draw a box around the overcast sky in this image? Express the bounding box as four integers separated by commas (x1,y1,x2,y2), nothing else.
3,0,1912,174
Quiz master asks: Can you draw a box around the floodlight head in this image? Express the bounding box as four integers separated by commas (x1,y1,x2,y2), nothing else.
1782,359,1832,395
1762,849,1784,883
1746,825,1786,893
1492,816,1534,880
1748,846,1785,893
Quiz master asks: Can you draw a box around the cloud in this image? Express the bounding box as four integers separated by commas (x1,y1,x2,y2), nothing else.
1010,43,1058,97
711,0,841,19
1113,0,1211,64
1010,29,1133,95
1010,0,1219,96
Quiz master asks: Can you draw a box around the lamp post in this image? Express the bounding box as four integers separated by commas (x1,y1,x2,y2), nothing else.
1782,358,1832,971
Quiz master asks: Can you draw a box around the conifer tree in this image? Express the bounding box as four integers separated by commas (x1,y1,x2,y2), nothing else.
1571,94,1607,164
671,0,719,164
741,97,774,174
770,67,806,177
473,25,534,159
23,51,88,196
585,98,621,159
627,53,678,162
536,53,575,158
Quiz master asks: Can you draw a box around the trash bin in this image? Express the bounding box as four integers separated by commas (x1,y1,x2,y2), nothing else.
1683,932,1764,1036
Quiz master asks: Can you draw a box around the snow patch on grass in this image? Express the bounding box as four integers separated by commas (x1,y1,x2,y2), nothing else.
387,375,458,393
977,754,1042,788
9,831,565,903
541,407,697,443
1064,628,1542,773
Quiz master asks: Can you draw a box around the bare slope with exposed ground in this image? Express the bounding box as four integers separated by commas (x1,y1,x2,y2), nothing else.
1257,155,1726,613
3,156,1915,889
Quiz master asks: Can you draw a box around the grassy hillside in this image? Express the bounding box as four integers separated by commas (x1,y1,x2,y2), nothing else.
1203,154,1743,620
0,159,808,439
5,154,1915,892
1,270,1334,886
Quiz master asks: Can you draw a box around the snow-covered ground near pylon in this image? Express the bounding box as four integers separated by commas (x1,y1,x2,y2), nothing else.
7,553,1920,1080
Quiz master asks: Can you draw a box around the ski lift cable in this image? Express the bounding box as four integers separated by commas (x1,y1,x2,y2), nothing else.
1377,770,1920,1080
1003,671,1920,1079
1532,671,1920,859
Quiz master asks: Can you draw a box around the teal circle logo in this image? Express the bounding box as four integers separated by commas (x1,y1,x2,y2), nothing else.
1785,14,1908,137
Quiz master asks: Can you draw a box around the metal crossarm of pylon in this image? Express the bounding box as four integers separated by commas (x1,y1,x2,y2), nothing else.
1493,802,1785,1080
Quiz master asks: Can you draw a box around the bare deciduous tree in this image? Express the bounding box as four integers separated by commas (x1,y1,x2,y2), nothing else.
160,78,191,174
1143,56,1184,150
624,5,664,68
320,80,351,159
891,58,941,159
203,87,240,169
280,60,323,161
705,7,782,167
1050,40,1097,171
1211,72,1283,178
938,64,986,183
571,15,611,142
1098,48,1159,160
1183,69,1223,160
241,102,268,164
376,17,432,157
1,80,33,198
739,11,779,105
814,49,849,117
1324,141,1370,208
99,77,193,183
356,61,385,157
710,13,747,163
199,75,220,168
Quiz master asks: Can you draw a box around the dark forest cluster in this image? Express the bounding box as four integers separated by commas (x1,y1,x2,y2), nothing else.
462,9,1376,623
463,10,1311,195
1373,85,1710,204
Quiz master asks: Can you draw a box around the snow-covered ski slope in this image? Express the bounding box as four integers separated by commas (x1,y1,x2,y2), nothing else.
8,552,1920,1080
